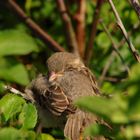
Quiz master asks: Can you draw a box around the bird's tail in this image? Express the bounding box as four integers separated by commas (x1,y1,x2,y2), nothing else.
64,110,105,140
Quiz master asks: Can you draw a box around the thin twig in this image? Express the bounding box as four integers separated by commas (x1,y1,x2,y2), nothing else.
129,0,140,20
4,85,35,102
85,0,104,65
74,0,86,58
99,37,126,86
4,85,27,99
108,0,140,63
104,76,125,83
100,20,130,73
8,0,65,52
98,53,115,85
56,0,79,56
99,21,140,85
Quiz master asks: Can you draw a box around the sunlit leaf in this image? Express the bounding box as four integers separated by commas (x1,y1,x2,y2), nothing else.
0,57,29,85
101,82,116,94
75,96,117,116
19,103,37,129
39,133,55,140
84,124,112,138
0,94,25,121
96,33,111,49
122,124,140,139
129,64,140,81
0,127,36,140
0,29,39,56
0,127,22,140
75,96,128,123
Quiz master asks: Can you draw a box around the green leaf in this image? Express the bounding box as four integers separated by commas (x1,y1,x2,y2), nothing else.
101,82,116,94
84,124,112,138
75,96,117,116
0,127,22,140
25,130,36,140
122,124,140,139
19,103,37,129
38,133,55,140
25,0,32,13
0,94,25,121
75,96,128,123
0,57,29,85
19,129,36,140
0,29,39,56
129,64,140,81
0,127,36,140
96,32,111,49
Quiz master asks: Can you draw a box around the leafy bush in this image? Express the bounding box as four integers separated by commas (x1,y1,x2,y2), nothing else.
0,0,140,139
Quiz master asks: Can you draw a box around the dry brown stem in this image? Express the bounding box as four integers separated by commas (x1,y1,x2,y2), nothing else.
56,0,79,56
8,0,65,52
74,0,86,58
85,0,104,65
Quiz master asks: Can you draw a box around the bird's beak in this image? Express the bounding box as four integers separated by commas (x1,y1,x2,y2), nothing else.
49,72,63,82
49,72,57,82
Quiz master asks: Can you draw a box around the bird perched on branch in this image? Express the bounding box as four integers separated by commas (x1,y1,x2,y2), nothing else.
25,52,105,140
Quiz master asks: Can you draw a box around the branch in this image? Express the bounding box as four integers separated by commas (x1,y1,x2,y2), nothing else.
74,0,86,58
100,20,130,73
4,85,27,99
56,0,79,56
108,0,140,63
4,85,35,102
99,22,140,85
103,76,125,83
99,37,127,86
84,0,104,65
129,0,140,20
8,0,65,52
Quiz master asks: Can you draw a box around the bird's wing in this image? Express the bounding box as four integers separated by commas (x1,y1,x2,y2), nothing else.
64,110,103,140
25,74,70,116
40,85,70,116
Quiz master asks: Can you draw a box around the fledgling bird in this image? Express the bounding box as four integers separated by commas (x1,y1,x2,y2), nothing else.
25,52,105,140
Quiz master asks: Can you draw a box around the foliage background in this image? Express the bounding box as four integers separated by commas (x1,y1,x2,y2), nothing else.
0,0,140,139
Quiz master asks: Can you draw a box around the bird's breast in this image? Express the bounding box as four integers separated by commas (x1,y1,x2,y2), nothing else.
56,70,95,100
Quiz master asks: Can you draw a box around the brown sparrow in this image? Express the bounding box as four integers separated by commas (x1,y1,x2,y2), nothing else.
25,52,105,140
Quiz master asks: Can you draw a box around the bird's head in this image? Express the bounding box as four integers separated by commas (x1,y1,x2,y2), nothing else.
47,52,84,82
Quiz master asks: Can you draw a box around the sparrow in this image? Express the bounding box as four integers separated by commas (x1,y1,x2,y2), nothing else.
25,52,106,140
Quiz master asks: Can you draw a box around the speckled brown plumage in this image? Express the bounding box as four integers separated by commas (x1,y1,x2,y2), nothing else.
25,52,106,140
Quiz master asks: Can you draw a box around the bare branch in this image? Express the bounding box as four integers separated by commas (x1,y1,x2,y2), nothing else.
4,85,27,100
74,0,86,58
100,20,130,73
8,0,65,52
84,0,104,65
104,76,126,83
108,0,140,63
56,0,79,56
99,22,140,85
99,37,127,86
4,85,35,102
